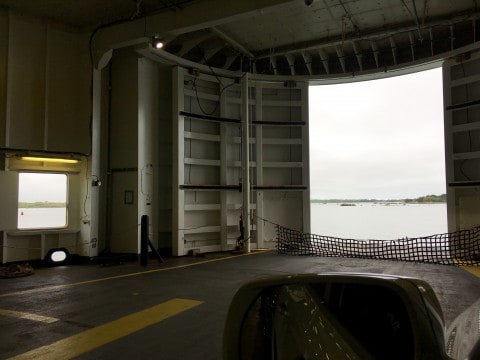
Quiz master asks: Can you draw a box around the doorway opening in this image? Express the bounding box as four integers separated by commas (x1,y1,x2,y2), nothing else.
309,68,446,239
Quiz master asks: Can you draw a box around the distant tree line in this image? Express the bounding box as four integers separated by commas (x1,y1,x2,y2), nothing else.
312,194,446,203
404,194,446,203
18,202,66,208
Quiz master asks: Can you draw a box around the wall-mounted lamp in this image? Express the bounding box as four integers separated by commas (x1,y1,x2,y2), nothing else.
21,156,79,164
92,178,102,187
152,36,164,49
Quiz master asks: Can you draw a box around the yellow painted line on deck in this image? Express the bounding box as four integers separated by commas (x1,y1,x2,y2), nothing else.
0,250,271,299
9,298,203,360
0,309,59,324
461,266,480,278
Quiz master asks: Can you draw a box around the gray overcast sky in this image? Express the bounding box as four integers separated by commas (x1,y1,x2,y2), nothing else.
19,173,67,202
309,67,445,200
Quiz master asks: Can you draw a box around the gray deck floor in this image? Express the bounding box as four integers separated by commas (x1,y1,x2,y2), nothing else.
1,251,479,359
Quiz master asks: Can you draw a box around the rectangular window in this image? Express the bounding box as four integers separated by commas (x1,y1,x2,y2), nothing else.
18,172,68,229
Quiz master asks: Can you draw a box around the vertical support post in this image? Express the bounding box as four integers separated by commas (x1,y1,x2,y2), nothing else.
241,74,251,252
255,81,264,248
90,68,102,258
172,67,185,256
138,58,159,254
443,59,457,232
140,215,148,266
300,83,311,234
220,79,229,251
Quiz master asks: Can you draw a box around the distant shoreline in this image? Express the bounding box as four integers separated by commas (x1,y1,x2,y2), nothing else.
311,194,446,204
18,202,66,208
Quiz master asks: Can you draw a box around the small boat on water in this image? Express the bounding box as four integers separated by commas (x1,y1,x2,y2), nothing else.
340,203,356,207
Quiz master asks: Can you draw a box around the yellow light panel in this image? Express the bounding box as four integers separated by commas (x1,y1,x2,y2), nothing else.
21,156,79,164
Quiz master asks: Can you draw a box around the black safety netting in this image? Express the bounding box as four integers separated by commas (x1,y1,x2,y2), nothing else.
275,224,480,265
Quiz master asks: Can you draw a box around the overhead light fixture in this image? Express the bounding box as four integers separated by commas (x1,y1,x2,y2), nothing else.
21,156,79,164
152,36,164,49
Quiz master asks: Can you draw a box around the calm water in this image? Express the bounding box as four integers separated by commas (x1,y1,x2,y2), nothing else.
17,204,447,239
18,208,67,229
310,202,447,240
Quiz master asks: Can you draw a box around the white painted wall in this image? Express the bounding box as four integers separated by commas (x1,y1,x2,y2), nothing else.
1,11,90,153
0,10,7,144
108,49,139,254
0,11,92,263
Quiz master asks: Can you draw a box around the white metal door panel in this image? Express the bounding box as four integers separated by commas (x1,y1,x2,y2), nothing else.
443,52,480,231
173,68,310,255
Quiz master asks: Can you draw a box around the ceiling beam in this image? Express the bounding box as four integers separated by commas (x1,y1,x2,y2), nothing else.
429,27,435,56
318,49,330,74
450,25,455,51
224,55,238,70
400,0,424,42
202,46,223,63
209,27,254,59
335,46,346,73
92,0,297,68
409,31,416,61
389,36,398,65
302,52,313,75
271,57,278,75
338,0,360,35
177,32,213,57
285,54,296,75
254,11,480,59
371,40,379,68
352,41,363,72
474,18,477,43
